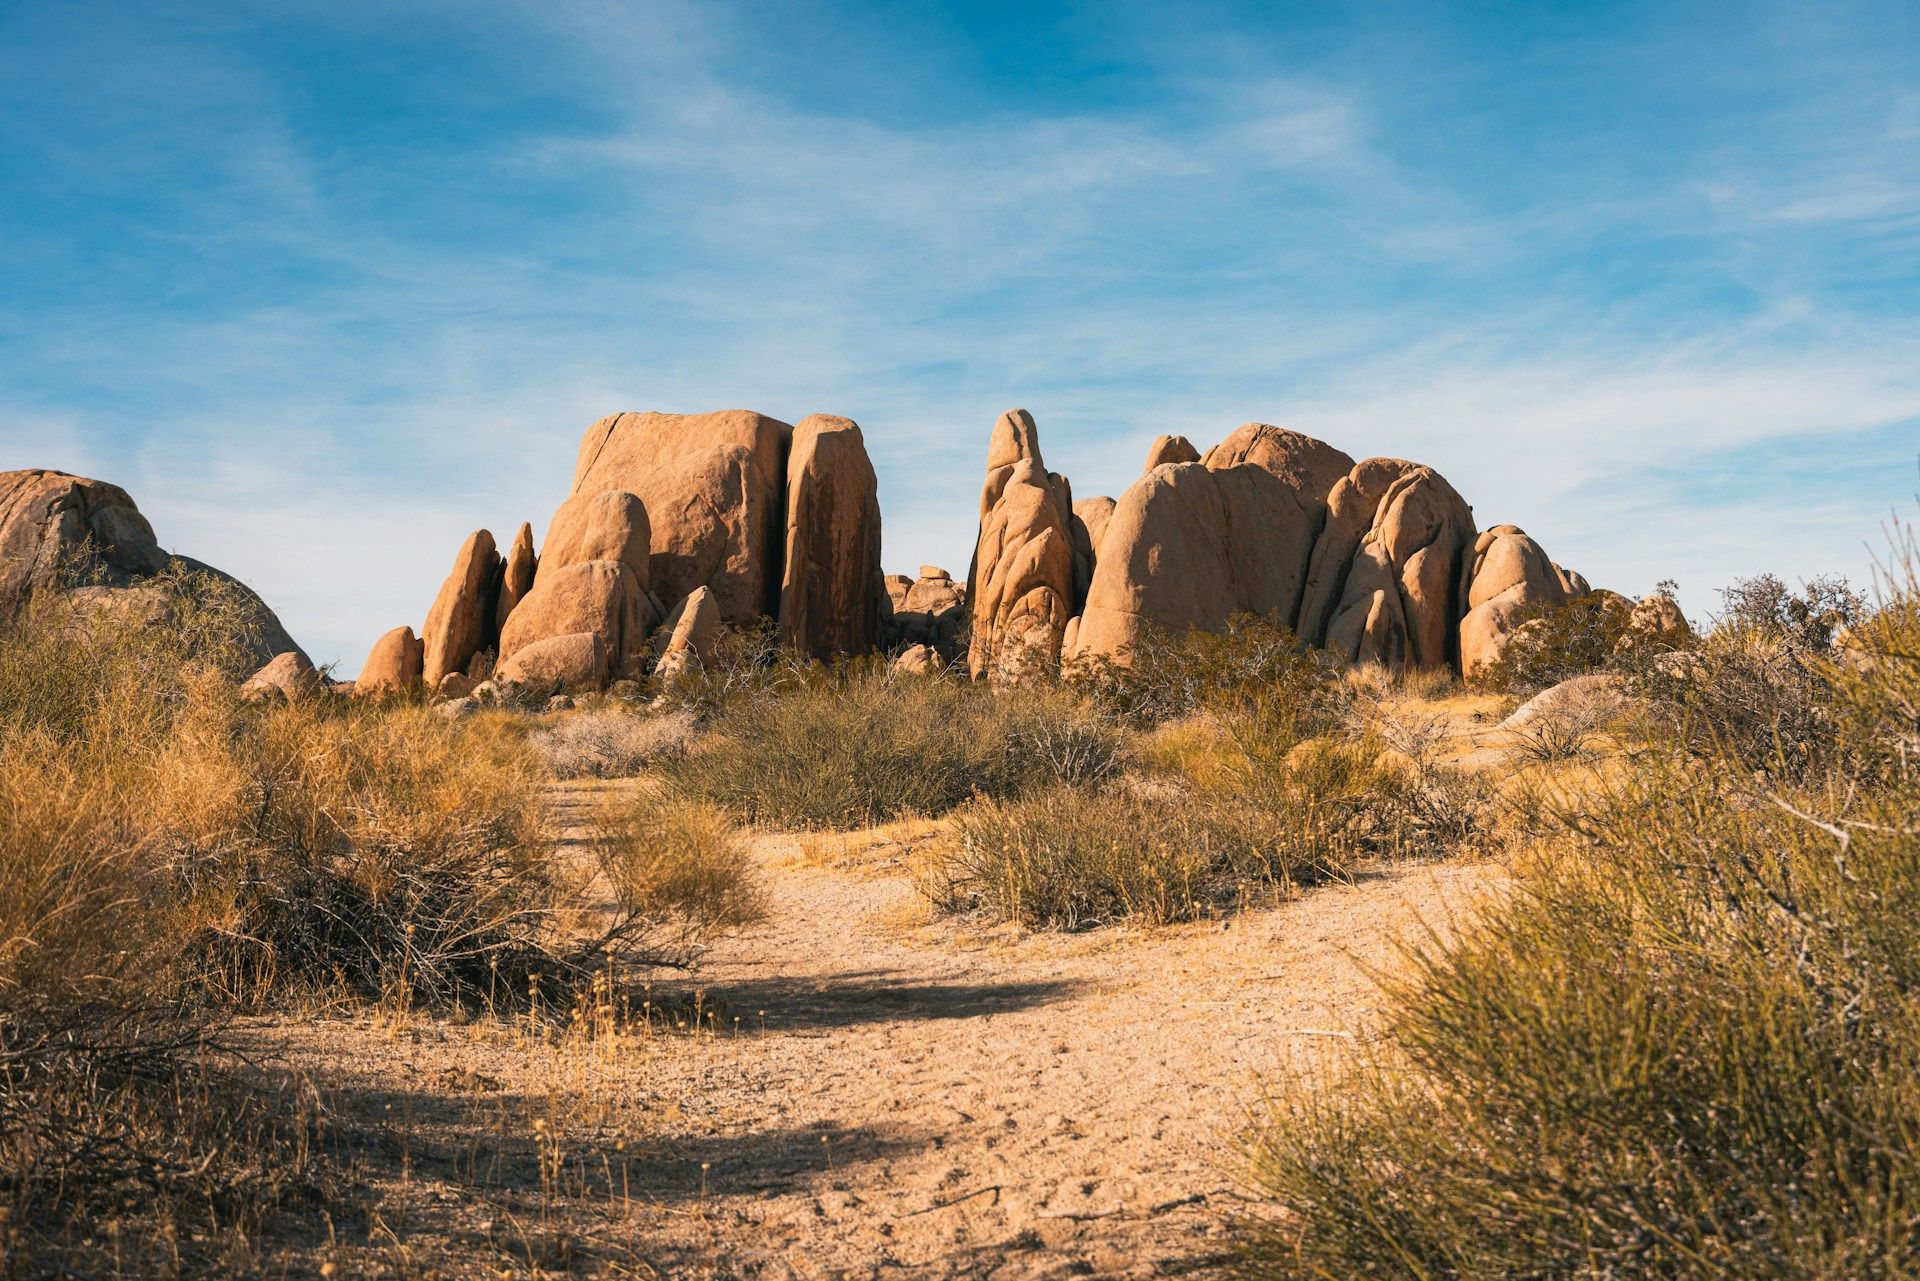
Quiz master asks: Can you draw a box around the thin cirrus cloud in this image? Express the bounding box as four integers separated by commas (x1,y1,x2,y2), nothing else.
1,0,1916,672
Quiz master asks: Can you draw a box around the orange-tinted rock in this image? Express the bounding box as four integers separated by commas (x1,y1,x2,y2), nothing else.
242,650,323,703
567,410,790,625
653,585,721,683
1202,424,1356,514
1073,460,1319,663
496,631,607,691
0,468,305,665
495,523,537,633
966,410,1076,680
1142,435,1199,472
779,414,884,657
422,529,504,686
540,491,650,584
499,560,651,681
357,625,424,697
1069,495,1116,612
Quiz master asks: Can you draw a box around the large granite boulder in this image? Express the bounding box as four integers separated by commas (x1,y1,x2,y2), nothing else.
1071,460,1320,663
0,468,305,667
779,414,884,658
966,410,1077,680
567,410,791,626
1322,466,1476,671
422,529,504,687
1458,525,1572,679
495,523,538,634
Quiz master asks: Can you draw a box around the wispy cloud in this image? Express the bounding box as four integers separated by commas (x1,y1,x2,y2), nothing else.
2,0,1914,669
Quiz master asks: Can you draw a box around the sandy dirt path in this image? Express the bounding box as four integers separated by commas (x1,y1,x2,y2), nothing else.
272,783,1499,1280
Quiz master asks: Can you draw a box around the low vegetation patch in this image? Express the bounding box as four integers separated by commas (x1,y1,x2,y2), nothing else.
0,569,760,1271
658,664,1124,828
1238,543,1920,1277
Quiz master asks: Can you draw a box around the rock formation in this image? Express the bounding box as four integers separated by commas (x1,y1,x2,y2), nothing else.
495,523,537,633
0,468,305,666
1458,525,1574,678
406,409,893,694
241,650,324,702
1142,435,1199,472
1320,466,1476,671
884,566,966,659
421,530,504,687
1072,460,1321,663
966,410,1077,680
779,414,884,658
654,585,721,683
568,410,791,625
357,625,424,697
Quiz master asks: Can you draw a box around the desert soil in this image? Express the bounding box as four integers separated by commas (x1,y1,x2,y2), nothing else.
263,780,1500,1280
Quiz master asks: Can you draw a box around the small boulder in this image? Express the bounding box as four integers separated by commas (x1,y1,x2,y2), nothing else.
1142,434,1200,472
496,631,607,692
435,696,479,721
654,585,721,681
545,694,575,713
891,643,939,676
242,650,323,703
357,625,424,698
436,671,475,701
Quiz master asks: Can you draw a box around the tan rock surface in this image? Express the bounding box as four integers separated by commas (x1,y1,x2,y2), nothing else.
966,410,1076,679
499,560,651,683
422,529,504,686
654,583,722,681
496,523,537,633
357,625,424,698
779,414,884,658
1323,466,1475,670
1069,495,1116,612
539,491,650,584
567,410,791,625
496,631,607,691
1073,460,1319,663
1142,434,1199,472
241,650,323,703
1202,423,1356,513
0,468,306,666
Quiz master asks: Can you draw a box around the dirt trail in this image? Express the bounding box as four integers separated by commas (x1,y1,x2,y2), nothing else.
275,783,1501,1279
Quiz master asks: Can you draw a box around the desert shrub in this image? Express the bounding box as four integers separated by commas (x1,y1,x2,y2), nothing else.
1476,590,1634,693
1633,575,1870,780
532,706,698,777
929,704,1490,930
1072,613,1343,729
594,793,766,941
657,667,1124,827
1238,550,1920,1278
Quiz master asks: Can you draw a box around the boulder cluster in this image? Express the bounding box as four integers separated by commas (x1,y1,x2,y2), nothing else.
369,410,884,697
966,411,1639,681
6,408,1685,698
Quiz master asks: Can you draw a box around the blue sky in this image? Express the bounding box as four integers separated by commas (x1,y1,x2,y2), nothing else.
3,0,1917,671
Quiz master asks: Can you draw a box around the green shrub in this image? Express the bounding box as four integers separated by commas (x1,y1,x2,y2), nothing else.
657,666,1124,827
1071,612,1343,729
1475,590,1634,693
1238,549,1920,1278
